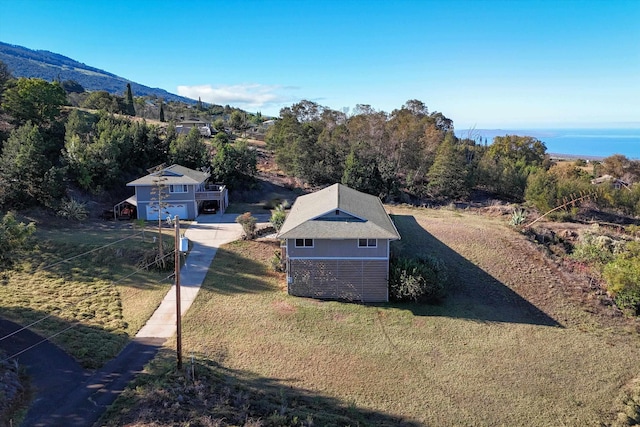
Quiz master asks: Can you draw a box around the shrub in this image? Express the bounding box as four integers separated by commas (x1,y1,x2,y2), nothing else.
57,198,88,221
236,212,257,239
509,208,527,226
389,254,448,303
603,241,640,315
570,232,617,266
270,250,285,272
269,202,288,232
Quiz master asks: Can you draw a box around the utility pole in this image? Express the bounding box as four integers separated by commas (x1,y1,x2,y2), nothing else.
174,215,182,370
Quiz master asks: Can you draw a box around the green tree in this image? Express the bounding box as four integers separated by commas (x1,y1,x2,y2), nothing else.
61,79,84,94
426,133,469,199
229,110,247,133
0,122,63,208
0,211,36,270
159,100,165,122
525,169,558,213
488,135,547,166
0,60,12,99
81,90,119,112
124,83,136,116
341,149,384,196
2,78,67,126
210,139,257,190
169,127,208,169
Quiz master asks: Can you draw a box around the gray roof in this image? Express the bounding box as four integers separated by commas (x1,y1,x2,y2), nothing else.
277,183,400,240
127,164,210,187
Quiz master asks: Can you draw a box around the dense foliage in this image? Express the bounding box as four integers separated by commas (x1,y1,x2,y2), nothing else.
266,100,552,202
0,211,35,270
389,254,448,302
603,241,640,315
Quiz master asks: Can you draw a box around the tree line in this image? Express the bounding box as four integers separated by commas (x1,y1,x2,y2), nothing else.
0,62,257,214
266,99,640,217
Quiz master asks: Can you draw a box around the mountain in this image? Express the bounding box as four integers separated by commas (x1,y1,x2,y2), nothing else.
0,41,195,104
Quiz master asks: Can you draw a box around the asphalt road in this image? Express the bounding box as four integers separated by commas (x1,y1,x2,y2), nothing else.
0,214,269,426
0,318,165,426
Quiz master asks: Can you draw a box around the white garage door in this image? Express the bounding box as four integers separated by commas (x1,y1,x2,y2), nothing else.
146,203,188,221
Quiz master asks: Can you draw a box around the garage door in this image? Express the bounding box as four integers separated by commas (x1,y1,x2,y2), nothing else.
146,203,188,221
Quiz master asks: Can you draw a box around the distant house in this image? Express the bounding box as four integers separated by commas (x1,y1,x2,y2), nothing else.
176,119,213,137
117,164,228,220
591,174,630,190
277,183,401,302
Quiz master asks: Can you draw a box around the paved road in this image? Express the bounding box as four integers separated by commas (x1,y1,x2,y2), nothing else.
1,213,267,426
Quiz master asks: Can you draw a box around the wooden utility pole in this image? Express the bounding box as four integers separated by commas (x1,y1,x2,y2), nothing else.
174,215,182,370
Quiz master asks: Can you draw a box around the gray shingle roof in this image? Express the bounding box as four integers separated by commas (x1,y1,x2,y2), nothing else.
277,184,400,240
127,164,209,186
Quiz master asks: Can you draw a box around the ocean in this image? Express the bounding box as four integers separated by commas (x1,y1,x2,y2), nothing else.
456,128,640,160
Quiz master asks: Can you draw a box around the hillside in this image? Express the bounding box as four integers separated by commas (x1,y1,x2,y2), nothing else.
0,41,195,103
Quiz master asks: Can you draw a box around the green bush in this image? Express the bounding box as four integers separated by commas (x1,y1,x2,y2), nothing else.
509,208,527,226
56,198,88,221
389,254,448,303
236,212,257,239
269,202,288,232
270,250,285,272
570,232,618,266
603,242,640,315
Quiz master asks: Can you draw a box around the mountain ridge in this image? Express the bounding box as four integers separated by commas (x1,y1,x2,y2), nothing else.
0,41,196,104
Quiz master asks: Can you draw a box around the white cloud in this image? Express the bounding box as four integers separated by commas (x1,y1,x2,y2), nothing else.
176,83,295,113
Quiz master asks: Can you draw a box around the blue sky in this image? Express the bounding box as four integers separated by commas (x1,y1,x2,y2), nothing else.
0,0,638,129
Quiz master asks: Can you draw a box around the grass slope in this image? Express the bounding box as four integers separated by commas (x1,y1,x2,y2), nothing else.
104,207,640,426
0,220,173,368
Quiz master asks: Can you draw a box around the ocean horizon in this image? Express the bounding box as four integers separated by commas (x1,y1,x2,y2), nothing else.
456,128,640,159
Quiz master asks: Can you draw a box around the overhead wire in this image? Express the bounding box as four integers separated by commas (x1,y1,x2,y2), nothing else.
0,246,175,342
0,226,182,360
0,268,177,364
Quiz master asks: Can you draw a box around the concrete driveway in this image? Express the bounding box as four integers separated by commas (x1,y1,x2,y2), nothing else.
136,213,246,338
16,212,270,426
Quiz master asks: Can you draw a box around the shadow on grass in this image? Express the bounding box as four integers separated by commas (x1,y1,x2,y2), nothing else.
102,348,421,426
389,215,561,327
0,309,164,427
202,242,281,295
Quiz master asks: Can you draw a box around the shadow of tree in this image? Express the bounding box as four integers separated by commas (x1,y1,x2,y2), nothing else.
102,348,422,426
389,215,561,327
202,241,283,295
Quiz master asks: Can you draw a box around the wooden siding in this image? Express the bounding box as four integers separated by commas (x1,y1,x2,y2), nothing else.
286,238,388,258
288,259,389,302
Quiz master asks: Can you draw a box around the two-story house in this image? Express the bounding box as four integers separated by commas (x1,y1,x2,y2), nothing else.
277,183,401,302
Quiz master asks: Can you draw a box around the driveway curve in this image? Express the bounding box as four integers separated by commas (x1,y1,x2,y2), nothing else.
2,213,268,426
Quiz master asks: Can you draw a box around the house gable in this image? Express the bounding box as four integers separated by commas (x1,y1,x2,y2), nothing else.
277,183,400,303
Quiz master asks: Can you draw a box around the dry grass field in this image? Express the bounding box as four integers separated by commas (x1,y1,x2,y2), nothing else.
106,206,640,426
0,219,173,368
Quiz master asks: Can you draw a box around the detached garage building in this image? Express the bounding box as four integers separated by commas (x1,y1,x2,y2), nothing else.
277,183,400,303
123,164,228,220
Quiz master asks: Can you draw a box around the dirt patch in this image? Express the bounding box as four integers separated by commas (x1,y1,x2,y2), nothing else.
272,300,297,315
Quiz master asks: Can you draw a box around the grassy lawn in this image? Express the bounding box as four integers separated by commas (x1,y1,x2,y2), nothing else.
0,220,174,368
104,207,640,425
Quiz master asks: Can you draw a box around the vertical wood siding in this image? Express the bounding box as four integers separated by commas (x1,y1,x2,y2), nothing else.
289,259,389,302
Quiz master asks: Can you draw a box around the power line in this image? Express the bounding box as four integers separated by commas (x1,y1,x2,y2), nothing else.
0,268,176,363
0,247,174,341
38,231,144,271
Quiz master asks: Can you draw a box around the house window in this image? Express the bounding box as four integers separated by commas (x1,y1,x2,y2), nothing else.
295,238,313,248
169,184,188,193
358,238,377,248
